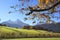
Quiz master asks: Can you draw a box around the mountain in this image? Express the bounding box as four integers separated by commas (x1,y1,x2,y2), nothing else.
1,19,29,28
34,22,60,32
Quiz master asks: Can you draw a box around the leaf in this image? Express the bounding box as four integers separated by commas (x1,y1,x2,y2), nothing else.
29,17,34,20
24,18,28,21
10,6,14,8
32,14,36,17
46,20,50,24
33,6,37,10
8,11,12,14
33,21,36,24
21,8,24,10
45,0,49,5
25,11,33,15
39,21,43,23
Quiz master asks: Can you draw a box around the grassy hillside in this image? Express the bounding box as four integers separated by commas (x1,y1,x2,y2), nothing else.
0,26,60,38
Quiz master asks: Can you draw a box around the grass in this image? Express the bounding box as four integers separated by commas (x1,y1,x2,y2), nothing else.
0,26,60,38
2,38,60,40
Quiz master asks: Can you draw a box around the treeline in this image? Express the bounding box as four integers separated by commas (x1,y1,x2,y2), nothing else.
0,24,6,26
23,26,53,32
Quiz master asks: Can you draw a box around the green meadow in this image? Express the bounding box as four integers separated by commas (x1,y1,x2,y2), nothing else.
0,26,60,40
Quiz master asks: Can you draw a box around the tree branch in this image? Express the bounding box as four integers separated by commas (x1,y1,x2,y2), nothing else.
26,1,60,15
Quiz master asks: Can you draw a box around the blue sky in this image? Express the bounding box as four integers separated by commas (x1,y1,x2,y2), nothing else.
0,0,21,22
0,0,38,25
0,0,60,26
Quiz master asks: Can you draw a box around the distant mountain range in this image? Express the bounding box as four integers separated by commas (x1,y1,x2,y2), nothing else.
0,19,60,32
34,22,60,32
1,19,29,28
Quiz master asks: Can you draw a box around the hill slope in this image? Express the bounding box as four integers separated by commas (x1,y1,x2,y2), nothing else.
0,26,60,38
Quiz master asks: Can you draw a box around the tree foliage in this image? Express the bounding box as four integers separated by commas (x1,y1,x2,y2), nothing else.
9,0,60,24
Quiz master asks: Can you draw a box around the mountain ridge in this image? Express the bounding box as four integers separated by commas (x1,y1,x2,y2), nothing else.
34,22,60,32
1,19,29,28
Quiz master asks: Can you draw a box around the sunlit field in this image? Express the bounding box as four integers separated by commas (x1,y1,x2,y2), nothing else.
0,26,60,39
